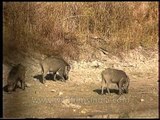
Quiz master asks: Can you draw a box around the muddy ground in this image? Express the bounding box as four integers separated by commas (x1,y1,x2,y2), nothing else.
2,50,159,118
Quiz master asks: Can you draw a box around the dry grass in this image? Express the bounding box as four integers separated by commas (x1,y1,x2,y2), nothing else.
3,2,158,61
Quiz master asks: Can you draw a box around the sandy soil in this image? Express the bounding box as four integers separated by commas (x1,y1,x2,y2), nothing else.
3,67,159,118
3,50,159,118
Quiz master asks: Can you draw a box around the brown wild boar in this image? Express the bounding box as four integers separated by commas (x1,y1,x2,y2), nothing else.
7,63,26,92
40,56,71,84
101,68,130,95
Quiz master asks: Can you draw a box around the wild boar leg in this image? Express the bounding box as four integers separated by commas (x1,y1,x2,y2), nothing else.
21,81,25,90
55,68,65,82
54,74,58,81
101,75,110,95
101,76,105,95
60,76,65,82
118,78,124,95
42,71,47,84
101,86,104,95
20,79,25,90
20,73,25,90
13,80,18,91
106,84,110,95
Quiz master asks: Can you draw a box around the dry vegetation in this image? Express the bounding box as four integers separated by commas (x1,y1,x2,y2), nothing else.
3,2,159,118
3,2,158,61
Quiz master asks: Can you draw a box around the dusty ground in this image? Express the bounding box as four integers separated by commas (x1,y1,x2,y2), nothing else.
3,49,159,118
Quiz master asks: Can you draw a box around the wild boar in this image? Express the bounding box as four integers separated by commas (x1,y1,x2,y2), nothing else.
101,68,130,95
7,63,26,92
40,56,71,84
